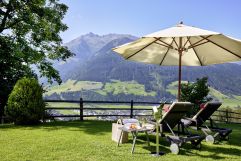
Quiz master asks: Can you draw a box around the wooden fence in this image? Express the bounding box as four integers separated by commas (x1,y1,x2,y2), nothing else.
45,98,241,124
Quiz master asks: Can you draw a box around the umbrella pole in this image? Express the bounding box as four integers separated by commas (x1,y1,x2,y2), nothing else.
178,51,182,101
178,37,183,102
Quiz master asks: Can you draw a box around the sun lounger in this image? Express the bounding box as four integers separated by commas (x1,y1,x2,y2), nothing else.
151,102,205,154
181,102,232,144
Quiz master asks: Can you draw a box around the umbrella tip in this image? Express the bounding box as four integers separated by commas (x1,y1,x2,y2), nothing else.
177,21,184,27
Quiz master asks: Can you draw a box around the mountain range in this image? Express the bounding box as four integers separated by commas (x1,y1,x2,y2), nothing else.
47,33,241,103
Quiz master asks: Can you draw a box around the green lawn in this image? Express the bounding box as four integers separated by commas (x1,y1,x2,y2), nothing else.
0,121,240,161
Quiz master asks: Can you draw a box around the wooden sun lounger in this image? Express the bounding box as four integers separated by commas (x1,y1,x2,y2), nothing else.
181,102,232,144
152,102,205,154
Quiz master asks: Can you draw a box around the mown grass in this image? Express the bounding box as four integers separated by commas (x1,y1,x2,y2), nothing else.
0,121,240,161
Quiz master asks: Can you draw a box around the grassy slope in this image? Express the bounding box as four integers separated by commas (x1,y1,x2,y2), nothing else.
46,102,152,110
96,80,156,96
45,79,156,97
44,80,240,109
209,88,241,108
0,121,240,161
44,79,103,96
167,81,241,109
47,102,79,108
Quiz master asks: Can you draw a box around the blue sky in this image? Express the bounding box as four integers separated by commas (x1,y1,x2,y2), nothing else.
60,0,241,43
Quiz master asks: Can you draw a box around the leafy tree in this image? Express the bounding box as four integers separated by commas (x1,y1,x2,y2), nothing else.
6,77,45,125
0,0,73,116
0,36,36,118
181,77,212,114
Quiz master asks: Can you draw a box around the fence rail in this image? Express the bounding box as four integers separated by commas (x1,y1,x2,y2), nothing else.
44,98,241,124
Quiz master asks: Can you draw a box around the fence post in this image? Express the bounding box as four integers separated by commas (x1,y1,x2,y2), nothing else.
0,105,2,124
226,109,229,124
130,100,133,118
80,97,83,121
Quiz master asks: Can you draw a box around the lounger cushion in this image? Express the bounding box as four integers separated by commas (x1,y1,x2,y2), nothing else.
195,102,222,126
163,104,170,112
200,103,206,109
160,102,193,130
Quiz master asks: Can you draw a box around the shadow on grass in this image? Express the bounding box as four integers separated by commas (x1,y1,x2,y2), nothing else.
136,132,241,160
227,132,241,147
1,121,240,147
181,143,241,160
141,136,198,155
0,120,112,136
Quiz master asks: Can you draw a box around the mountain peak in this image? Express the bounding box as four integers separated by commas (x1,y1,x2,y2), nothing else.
65,32,137,54
66,33,137,45
56,33,241,100
87,32,98,36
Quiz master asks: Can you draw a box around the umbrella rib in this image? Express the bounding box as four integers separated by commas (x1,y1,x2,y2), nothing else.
154,42,170,48
187,35,213,49
159,40,174,65
183,37,191,49
188,41,209,49
188,38,203,66
155,38,174,49
201,36,241,59
126,38,163,59
172,37,179,49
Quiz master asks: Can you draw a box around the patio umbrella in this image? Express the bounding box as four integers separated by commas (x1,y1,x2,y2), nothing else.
113,22,241,101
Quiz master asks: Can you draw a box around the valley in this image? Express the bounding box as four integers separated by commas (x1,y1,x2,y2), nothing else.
44,32,241,110
44,79,241,109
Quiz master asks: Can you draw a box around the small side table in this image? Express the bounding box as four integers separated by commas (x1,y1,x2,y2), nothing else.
117,126,151,154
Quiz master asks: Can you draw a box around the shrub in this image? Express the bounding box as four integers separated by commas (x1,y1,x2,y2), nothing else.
6,77,45,125
181,77,212,115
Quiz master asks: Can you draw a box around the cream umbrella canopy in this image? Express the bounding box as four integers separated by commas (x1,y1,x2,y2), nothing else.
113,22,241,101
